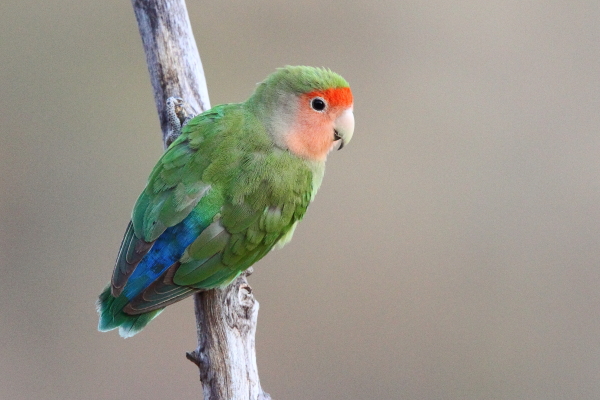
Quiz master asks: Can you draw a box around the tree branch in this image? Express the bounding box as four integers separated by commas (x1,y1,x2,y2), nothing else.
132,0,210,143
130,1,270,398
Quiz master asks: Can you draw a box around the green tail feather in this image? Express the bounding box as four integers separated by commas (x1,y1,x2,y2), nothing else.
97,285,163,338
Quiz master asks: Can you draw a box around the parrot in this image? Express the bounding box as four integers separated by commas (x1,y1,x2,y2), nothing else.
97,66,354,337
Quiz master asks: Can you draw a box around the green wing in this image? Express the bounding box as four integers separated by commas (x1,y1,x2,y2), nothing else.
172,142,315,289
122,110,317,313
111,107,226,296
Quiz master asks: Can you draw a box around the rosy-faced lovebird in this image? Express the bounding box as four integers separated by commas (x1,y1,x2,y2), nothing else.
97,66,354,337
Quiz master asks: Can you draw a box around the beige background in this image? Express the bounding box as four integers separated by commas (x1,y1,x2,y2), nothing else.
2,1,600,399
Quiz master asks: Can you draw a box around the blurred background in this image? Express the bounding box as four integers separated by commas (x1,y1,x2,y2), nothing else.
2,1,600,399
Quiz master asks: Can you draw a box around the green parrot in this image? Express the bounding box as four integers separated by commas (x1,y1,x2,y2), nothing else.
97,66,354,337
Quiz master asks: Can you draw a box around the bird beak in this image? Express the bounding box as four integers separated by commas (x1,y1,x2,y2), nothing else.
333,108,355,150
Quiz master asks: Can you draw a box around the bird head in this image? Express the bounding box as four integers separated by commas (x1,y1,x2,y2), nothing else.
249,66,354,161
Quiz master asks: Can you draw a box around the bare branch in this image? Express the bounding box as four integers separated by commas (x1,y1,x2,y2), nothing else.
187,269,271,400
131,0,210,144
130,1,270,398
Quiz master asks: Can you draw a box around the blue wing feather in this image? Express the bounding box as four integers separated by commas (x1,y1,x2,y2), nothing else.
122,210,206,300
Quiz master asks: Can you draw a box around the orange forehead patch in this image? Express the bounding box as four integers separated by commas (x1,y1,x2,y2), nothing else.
306,87,353,109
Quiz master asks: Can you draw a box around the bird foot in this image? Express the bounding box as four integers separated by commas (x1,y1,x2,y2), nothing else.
165,97,197,146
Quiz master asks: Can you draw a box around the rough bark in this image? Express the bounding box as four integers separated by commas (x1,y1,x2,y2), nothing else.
130,1,270,398
187,269,271,400
132,0,210,143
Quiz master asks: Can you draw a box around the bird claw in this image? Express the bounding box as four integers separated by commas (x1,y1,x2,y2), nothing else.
165,97,197,146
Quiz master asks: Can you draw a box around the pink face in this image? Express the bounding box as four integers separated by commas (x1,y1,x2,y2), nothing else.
285,87,354,161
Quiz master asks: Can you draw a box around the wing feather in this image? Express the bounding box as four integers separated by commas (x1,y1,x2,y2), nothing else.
106,104,322,325
123,263,197,314
111,221,154,296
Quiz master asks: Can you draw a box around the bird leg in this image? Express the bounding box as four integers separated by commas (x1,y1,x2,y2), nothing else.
165,97,197,146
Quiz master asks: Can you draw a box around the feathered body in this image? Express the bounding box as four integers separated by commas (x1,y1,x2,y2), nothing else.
98,66,354,337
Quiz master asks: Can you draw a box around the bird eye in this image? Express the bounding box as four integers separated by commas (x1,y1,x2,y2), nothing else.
310,97,327,112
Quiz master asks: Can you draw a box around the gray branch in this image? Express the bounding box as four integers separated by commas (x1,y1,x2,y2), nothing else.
132,0,210,144
130,1,270,398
